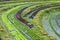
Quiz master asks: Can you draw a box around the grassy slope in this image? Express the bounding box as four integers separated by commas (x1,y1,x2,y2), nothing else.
7,3,42,40
0,4,17,40
5,1,60,39
1,1,60,40
34,6,60,40
2,6,29,40
2,3,45,40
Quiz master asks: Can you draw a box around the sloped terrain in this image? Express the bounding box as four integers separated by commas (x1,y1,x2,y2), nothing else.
0,1,60,40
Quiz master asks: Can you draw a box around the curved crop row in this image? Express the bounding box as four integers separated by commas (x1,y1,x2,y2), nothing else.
0,1,60,40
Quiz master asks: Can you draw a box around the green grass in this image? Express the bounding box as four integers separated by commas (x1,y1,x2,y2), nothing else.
34,6,60,40
2,6,29,40
0,1,60,40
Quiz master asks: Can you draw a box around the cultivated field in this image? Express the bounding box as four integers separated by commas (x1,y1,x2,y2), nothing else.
0,0,60,40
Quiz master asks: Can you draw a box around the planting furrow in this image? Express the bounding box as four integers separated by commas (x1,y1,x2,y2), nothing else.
29,3,60,19
36,7,60,40
2,6,28,40
1,1,60,40
16,6,34,28
55,15,60,27
7,5,41,40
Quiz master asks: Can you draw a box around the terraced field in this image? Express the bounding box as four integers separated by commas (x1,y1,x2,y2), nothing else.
0,1,60,40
